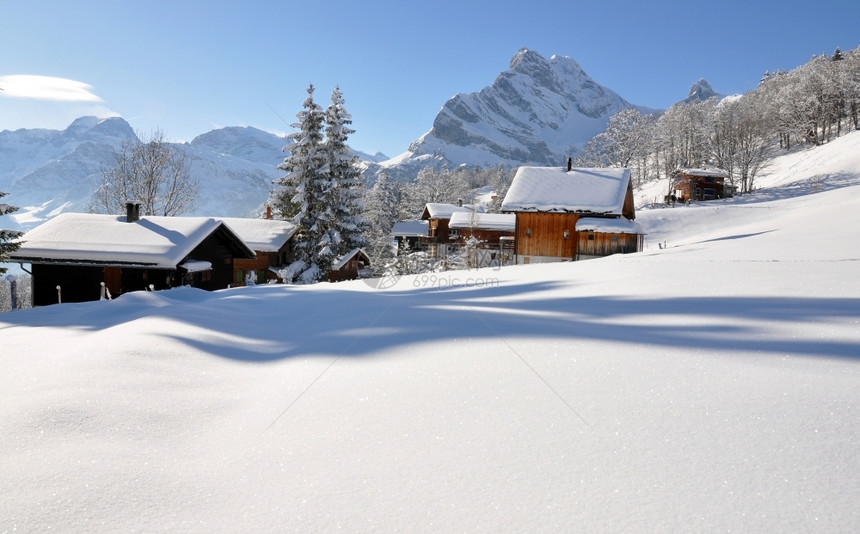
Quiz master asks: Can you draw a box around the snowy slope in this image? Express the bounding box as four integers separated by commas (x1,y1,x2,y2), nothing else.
1,132,859,531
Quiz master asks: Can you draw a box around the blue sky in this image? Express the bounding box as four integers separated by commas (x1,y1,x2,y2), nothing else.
1,0,858,158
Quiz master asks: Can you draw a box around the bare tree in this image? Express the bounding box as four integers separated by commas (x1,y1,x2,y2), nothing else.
91,130,198,216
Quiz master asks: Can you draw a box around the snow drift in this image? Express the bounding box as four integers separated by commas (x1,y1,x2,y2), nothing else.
1,132,859,532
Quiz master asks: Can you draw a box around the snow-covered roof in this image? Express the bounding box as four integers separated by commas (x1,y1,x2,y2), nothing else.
331,248,370,271
501,166,631,214
448,212,516,232
219,217,296,252
677,168,728,178
392,220,428,236
11,213,253,267
575,216,646,235
421,203,485,220
179,260,213,273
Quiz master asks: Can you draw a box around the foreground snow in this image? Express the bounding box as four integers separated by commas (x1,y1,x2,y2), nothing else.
2,134,860,531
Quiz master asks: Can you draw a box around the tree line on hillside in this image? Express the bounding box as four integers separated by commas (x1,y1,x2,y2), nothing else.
576,45,860,195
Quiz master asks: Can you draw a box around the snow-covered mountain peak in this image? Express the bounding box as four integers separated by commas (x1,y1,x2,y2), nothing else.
683,78,724,103
383,49,638,173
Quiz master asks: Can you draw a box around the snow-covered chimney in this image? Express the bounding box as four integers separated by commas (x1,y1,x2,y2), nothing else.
567,158,572,172
126,201,141,222
266,205,272,220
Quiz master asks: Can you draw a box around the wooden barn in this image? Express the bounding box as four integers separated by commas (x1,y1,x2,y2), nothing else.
10,204,254,306
501,164,645,264
328,248,370,282
671,168,731,202
221,217,296,285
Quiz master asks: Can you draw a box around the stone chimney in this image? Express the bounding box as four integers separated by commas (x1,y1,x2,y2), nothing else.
126,201,141,222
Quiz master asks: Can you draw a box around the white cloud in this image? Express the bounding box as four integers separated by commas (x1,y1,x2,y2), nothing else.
0,75,103,102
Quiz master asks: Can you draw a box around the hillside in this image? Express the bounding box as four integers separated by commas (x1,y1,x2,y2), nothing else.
1,132,858,531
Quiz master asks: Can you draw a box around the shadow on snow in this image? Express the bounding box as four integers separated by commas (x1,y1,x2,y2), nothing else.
3,280,859,363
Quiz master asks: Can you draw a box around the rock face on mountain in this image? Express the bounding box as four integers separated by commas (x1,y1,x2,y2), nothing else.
682,78,724,104
388,48,639,170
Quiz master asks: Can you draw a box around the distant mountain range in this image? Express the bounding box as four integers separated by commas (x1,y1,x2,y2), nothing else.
1,49,716,232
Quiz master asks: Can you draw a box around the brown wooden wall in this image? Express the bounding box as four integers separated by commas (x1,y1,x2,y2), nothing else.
577,232,642,259
235,252,277,285
515,212,581,259
427,218,452,242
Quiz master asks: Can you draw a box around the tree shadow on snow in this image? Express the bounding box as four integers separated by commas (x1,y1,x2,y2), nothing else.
6,280,855,363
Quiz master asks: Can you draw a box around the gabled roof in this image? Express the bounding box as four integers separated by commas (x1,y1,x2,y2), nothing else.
501,166,631,214
219,217,296,252
331,248,370,271
421,203,485,220
11,213,254,267
448,212,516,232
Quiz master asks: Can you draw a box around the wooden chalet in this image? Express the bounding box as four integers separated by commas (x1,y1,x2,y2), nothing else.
447,212,516,246
671,168,731,202
328,248,370,282
392,220,429,251
501,163,645,263
420,202,485,257
10,203,254,306
448,211,516,267
221,217,296,285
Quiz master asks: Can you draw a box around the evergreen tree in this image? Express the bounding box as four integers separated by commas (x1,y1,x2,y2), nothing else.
363,172,399,269
272,84,331,283
0,191,23,274
324,86,368,258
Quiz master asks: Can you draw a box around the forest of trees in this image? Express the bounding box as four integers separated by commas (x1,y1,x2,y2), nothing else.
576,45,860,195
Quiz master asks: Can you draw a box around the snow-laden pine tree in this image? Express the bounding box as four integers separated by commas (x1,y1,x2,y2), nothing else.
272,84,333,283
362,172,399,270
324,86,368,259
0,191,23,275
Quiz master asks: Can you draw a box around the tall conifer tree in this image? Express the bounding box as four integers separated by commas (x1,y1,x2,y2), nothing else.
272,84,331,283
325,86,368,258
